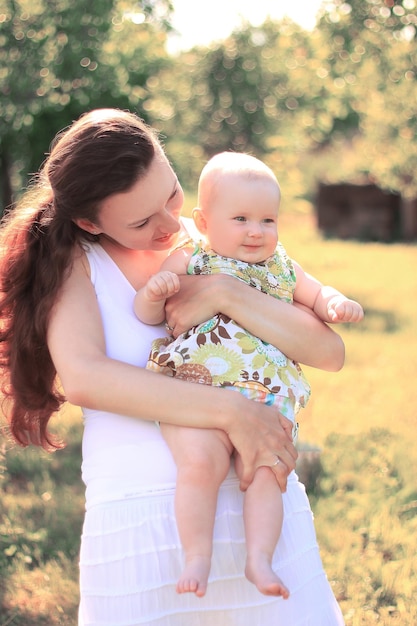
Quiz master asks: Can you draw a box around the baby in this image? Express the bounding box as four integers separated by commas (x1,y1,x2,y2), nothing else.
135,152,364,598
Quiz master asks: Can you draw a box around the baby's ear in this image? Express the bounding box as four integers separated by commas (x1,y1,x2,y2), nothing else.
191,207,207,235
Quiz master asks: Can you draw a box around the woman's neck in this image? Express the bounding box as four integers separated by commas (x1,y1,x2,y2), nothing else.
98,236,169,290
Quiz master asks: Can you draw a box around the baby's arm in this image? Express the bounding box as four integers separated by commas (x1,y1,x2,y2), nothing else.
323,290,364,323
293,261,364,324
134,248,192,324
134,271,180,325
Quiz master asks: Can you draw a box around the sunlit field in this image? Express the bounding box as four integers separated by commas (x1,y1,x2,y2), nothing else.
1,203,416,625
280,205,417,626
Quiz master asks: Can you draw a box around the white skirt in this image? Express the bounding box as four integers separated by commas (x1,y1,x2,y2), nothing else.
78,472,344,626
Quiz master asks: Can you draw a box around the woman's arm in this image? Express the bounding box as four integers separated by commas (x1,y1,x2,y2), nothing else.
47,253,297,491
165,274,345,372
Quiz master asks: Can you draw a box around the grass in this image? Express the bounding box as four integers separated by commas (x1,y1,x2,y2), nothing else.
278,206,417,625
1,202,416,624
0,405,83,625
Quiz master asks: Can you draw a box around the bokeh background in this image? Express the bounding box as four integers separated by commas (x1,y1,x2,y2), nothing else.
1,1,416,624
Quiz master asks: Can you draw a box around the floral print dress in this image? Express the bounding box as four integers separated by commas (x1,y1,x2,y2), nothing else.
147,241,311,416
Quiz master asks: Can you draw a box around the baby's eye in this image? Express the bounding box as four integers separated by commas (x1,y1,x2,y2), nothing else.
263,218,275,224
234,216,246,222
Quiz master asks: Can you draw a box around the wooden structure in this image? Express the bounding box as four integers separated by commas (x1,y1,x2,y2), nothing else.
315,183,417,242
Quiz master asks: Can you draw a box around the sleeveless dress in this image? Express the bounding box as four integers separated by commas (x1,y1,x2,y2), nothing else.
147,241,311,421
78,241,345,625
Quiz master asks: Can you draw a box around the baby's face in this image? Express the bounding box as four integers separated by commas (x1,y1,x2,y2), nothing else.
202,174,280,263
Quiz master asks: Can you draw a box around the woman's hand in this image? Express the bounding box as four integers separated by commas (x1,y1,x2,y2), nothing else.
225,395,298,492
164,274,222,336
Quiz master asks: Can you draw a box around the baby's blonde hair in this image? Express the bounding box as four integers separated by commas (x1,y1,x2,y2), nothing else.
198,152,280,211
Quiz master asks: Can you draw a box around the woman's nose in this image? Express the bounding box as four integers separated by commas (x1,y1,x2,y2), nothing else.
160,211,181,234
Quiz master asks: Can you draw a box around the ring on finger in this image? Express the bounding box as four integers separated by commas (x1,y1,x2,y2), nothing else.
165,323,174,333
271,455,281,467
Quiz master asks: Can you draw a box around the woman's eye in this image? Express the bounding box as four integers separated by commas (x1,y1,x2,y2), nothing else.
167,187,180,204
135,219,149,229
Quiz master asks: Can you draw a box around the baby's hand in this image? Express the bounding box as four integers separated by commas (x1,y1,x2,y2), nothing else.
145,271,181,301
327,296,364,323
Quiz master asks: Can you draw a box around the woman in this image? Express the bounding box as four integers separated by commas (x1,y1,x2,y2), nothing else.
0,108,345,625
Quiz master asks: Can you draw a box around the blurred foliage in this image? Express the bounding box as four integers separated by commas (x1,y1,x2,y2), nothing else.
0,0,174,209
147,20,319,192
312,0,417,198
1,0,417,209
0,410,84,624
313,428,417,625
147,0,417,200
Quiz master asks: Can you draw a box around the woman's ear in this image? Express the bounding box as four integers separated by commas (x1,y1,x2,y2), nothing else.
191,208,207,235
73,218,101,235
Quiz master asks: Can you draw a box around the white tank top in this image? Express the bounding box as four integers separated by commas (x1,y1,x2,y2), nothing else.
81,243,179,508
81,238,238,508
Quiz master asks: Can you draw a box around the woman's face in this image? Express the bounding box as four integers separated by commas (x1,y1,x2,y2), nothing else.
92,154,184,251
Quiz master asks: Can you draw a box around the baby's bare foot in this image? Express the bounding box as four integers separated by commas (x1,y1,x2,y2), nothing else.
176,555,211,597
245,556,289,598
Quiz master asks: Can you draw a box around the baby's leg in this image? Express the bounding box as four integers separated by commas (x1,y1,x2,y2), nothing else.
235,457,289,598
161,423,233,597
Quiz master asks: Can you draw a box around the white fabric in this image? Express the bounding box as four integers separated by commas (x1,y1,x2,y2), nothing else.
78,241,345,625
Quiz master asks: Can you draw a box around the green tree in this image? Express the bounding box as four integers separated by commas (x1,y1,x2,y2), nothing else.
146,19,316,191
0,0,173,212
311,0,417,198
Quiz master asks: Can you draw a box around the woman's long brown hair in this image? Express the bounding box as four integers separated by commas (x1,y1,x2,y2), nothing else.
0,109,159,449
